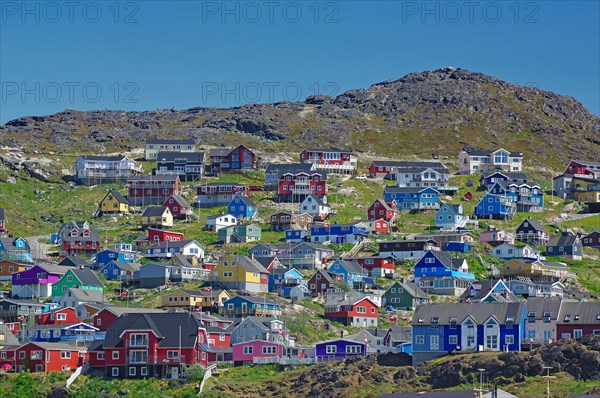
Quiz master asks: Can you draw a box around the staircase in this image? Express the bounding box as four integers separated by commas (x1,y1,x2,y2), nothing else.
341,239,371,258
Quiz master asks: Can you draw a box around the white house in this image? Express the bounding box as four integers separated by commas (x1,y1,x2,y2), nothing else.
458,148,523,175
491,243,545,262
146,239,205,260
205,214,238,232
300,195,331,221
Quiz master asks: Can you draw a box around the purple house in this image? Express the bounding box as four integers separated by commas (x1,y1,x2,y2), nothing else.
315,338,366,361
232,340,285,365
11,264,71,299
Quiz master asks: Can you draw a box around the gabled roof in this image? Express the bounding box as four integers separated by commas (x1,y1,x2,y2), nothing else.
231,195,256,208
459,280,518,303
310,269,337,284
518,217,546,232
371,198,393,211
79,155,128,162
0,237,31,251
69,268,104,286
464,148,522,157
303,148,353,154
256,256,284,270
0,323,20,345
557,301,600,325
148,239,203,250
209,148,231,157
547,233,579,247
412,302,525,326
105,261,142,273
236,256,269,274
266,162,314,175
141,206,170,217
156,151,205,163
62,229,101,242
387,280,428,299
164,194,192,209
102,313,204,349
302,195,328,207
103,189,128,204
225,295,279,306
330,259,364,275
127,175,179,182
59,256,90,267
439,203,462,214
379,161,448,172
61,288,105,304
384,186,439,194
0,298,53,307
421,251,465,270
324,292,377,308
525,296,562,320
37,263,75,275
146,139,196,145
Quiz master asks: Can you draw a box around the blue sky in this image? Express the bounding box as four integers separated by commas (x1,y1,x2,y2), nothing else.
1,1,599,123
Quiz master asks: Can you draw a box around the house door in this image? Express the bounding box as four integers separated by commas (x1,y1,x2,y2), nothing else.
485,320,500,351
241,303,247,315
462,319,477,350
543,330,552,343
430,335,439,350
574,329,583,339
486,334,498,350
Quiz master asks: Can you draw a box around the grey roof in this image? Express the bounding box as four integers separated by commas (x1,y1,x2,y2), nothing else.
384,325,412,342
525,297,562,320
62,288,105,304
518,217,546,232
58,256,90,267
179,288,227,297
148,239,202,250
127,175,178,182
26,341,89,352
238,316,281,331
547,233,579,248
79,155,127,161
370,161,410,167
0,237,31,251
99,305,166,316
102,313,204,349
105,189,128,204
256,257,283,269
165,194,192,209
156,151,205,163
459,280,518,303
62,229,100,242
424,251,465,270
303,148,353,154
388,161,449,172
388,280,428,299
232,195,257,208
108,261,142,273
310,269,337,284
0,323,20,345
70,268,104,286
384,186,439,194
0,298,51,307
464,148,522,157
440,203,462,215
146,139,195,145
226,295,279,306
201,182,247,187
141,206,169,217
332,259,364,275
265,162,314,175
209,148,231,157
38,263,75,275
557,301,600,325
325,291,376,307
303,194,328,207
412,302,525,326
236,256,269,274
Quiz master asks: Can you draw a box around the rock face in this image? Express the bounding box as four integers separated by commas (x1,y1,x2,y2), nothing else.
1,67,599,166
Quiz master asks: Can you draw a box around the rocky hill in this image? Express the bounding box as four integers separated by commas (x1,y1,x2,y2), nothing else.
1,67,599,169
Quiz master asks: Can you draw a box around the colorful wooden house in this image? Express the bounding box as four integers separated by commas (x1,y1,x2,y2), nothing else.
60,224,101,256
314,339,366,361
100,261,142,282
300,148,357,174
205,214,237,232
492,243,544,262
140,206,173,229
90,306,166,332
488,181,544,212
515,218,549,245
299,195,331,221
474,193,516,220
99,189,129,215
581,230,600,249
211,254,269,293
458,148,523,175
161,288,231,309
383,186,440,211
285,229,308,243
479,226,515,247
147,228,183,243
307,269,343,296
382,280,428,310
127,175,181,206
411,302,526,364
162,194,193,220
0,237,32,263
435,203,469,231
277,169,327,202
378,239,441,261
232,340,286,365
414,251,474,296
479,171,528,189
524,296,562,344
52,268,104,300
75,155,140,186
310,222,368,244
155,151,205,182
358,219,390,235
265,162,315,190
196,182,249,208
0,260,34,281
546,232,583,260
222,295,281,318
367,199,397,222
209,145,256,173
11,264,71,299
227,195,258,220
327,259,368,285
268,267,303,297
557,301,600,339
95,249,137,269
347,256,395,278
146,239,205,261
218,224,262,244
324,293,379,327
0,342,87,372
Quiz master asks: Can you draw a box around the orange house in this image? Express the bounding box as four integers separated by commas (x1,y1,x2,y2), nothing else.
0,260,34,281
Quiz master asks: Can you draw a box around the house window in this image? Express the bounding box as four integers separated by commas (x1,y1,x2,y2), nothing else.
57,313,66,321
415,335,424,345
243,346,253,354
141,367,148,376
345,345,361,354
356,306,366,314
112,351,119,360
505,335,514,345
19,351,26,359
129,367,136,376
129,350,147,364
36,364,44,372
31,350,43,360
130,333,148,347
61,351,71,359
167,351,179,359
449,335,458,345
97,352,105,360
325,345,337,354
262,346,277,354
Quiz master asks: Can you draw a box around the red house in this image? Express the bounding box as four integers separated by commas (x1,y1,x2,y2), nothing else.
563,160,600,177
307,269,344,296
0,208,6,236
324,294,379,327
209,145,256,173
557,302,600,339
463,190,473,201
367,199,397,222
582,231,600,249
368,161,404,176
35,307,79,325
277,171,327,202
347,256,395,278
91,306,166,332
61,227,101,256
0,342,87,372
148,227,184,243
206,327,232,363
162,194,193,220
300,149,357,174
93,312,211,378
127,175,181,206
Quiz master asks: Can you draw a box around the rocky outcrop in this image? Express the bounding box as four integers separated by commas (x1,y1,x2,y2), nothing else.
1,68,599,165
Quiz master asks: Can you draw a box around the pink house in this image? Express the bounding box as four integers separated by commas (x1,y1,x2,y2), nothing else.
232,340,284,365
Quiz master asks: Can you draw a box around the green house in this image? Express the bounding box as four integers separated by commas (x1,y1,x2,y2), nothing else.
382,280,429,310
218,223,262,244
52,268,104,300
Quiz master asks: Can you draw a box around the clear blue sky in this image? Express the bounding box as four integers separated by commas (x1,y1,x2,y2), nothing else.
1,1,599,124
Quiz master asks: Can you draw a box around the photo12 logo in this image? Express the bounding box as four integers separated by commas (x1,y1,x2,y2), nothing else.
200,1,340,23
201,81,339,104
1,82,140,104
1,1,140,23
400,1,540,23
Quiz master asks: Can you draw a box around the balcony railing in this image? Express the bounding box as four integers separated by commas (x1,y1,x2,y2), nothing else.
253,356,315,365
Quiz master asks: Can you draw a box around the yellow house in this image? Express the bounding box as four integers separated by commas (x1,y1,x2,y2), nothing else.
99,189,129,215
161,288,231,308
501,259,554,278
211,254,269,293
141,206,173,229
574,190,600,203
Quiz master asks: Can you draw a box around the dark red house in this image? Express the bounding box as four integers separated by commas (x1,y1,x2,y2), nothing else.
148,228,184,243
300,149,357,174
0,342,86,372
368,161,405,176
35,306,79,326
557,301,600,339
367,199,397,222
347,256,395,278
324,294,379,327
127,175,181,206
582,231,600,249
307,269,344,296
162,195,193,220
61,227,101,256
277,171,327,202
91,312,211,378
91,306,166,332
563,160,600,177
209,145,256,173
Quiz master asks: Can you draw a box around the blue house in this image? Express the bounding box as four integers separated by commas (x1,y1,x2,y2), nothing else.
221,295,282,318
286,229,308,243
445,241,469,253
489,181,544,212
474,193,516,220
268,267,304,298
411,302,526,364
314,338,366,361
0,237,32,262
383,187,439,211
435,203,469,230
327,259,367,285
414,251,474,282
479,172,528,189
95,249,137,269
228,195,258,220
21,322,104,344
100,260,142,281
310,222,368,244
